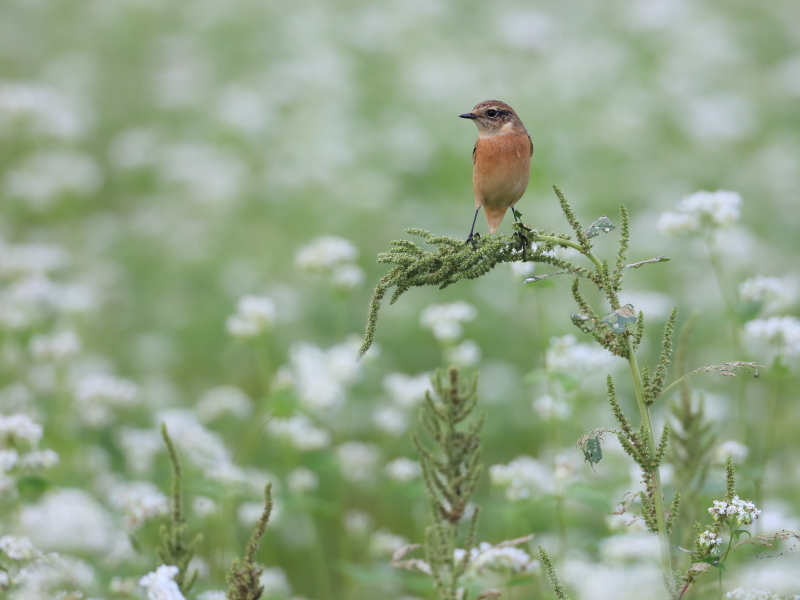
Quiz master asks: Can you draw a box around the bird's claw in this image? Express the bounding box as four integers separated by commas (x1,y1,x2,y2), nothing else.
466,232,481,249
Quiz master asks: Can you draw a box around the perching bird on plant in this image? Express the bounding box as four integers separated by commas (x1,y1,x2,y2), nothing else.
459,100,533,242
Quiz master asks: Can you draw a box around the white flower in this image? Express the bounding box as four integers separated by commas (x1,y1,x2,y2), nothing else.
330,263,365,289
467,541,538,576
658,190,741,237
287,467,319,494
697,529,722,550
267,414,331,451
0,413,43,445
139,565,185,600
383,372,432,408
16,449,59,470
510,261,535,277
337,441,380,482
4,150,102,210
195,385,252,422
344,509,373,536
738,276,791,307
29,330,81,360
109,128,160,170
193,496,218,517
197,592,227,600
532,394,571,420
0,535,39,561
726,588,783,600
745,316,800,364
157,410,231,473
715,440,749,464
372,406,408,437
384,457,421,482
420,302,477,341
73,373,138,426
708,495,761,525
226,295,276,338
445,339,482,367
0,238,69,277
296,236,359,271
288,338,362,411
119,427,163,474
368,528,408,557
259,566,291,597
545,334,613,376
489,456,553,500
158,142,247,205
0,82,85,138
108,481,169,530
0,449,18,471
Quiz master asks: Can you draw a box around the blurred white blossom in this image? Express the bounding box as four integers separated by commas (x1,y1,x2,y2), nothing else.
532,394,571,420
372,406,408,437
109,128,159,170
119,427,163,474
489,456,554,500
444,339,481,367
368,528,408,557
226,295,276,338
267,414,331,451
0,82,86,138
344,509,373,536
545,334,614,377
458,541,538,578
287,466,319,494
139,565,185,600
420,301,477,342
725,589,783,600
0,535,39,561
4,150,102,211
29,331,81,361
73,373,138,426
715,440,749,464
384,457,421,482
195,385,251,422
739,276,794,312
658,190,741,237
383,372,431,408
0,238,69,278
288,337,362,411
259,566,291,597
0,413,42,445
744,316,800,364
337,441,380,482
108,480,169,530
295,236,364,289
158,142,247,205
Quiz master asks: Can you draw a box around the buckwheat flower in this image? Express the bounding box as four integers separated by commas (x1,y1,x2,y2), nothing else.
267,414,331,451
715,440,749,464
510,261,535,278
0,238,69,277
73,373,138,426
157,410,231,472
0,82,85,138
744,316,800,364
139,565,185,600
545,334,614,377
238,498,282,527
0,449,18,471
420,302,477,341
489,456,553,500
383,372,432,409
344,509,373,536
468,541,538,576
337,441,380,482
158,142,247,205
288,338,362,411
739,276,792,308
259,566,291,597
4,150,102,211
372,406,408,437
197,591,227,600
109,128,159,170
384,457,421,482
119,427,163,474
330,263,365,289
195,385,251,422
368,528,408,557
726,588,782,600
226,295,276,338
697,529,722,550
193,496,218,517
108,481,169,530
445,339,481,367
296,236,359,272
532,394,571,420
16,449,59,470
287,467,319,494
29,331,81,361
0,413,43,445
678,190,741,227
0,535,39,561
708,495,761,525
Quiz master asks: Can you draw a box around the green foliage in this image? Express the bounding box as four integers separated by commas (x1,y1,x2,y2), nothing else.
227,483,273,600
538,546,571,600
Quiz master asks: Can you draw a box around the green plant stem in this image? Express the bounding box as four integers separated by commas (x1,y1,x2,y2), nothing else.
626,336,674,590
532,234,605,273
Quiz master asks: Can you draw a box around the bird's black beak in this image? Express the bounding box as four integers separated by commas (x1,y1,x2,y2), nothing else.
459,112,478,119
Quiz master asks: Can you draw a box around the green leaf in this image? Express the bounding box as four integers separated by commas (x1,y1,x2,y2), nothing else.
622,255,670,274
524,272,565,283
733,529,752,540
699,556,727,571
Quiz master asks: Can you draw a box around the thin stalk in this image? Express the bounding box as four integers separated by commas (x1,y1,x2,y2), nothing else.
532,234,605,273
626,336,674,590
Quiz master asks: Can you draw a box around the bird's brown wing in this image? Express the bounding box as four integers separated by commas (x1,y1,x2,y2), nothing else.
472,141,477,164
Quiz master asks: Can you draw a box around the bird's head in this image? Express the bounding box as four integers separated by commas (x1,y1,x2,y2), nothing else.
459,100,524,136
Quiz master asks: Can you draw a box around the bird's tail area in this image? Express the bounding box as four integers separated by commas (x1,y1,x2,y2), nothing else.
484,206,509,234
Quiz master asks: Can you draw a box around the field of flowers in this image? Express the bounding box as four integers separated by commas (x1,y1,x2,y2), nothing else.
1,0,800,599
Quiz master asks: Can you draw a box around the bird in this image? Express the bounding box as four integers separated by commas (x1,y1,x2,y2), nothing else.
459,100,533,242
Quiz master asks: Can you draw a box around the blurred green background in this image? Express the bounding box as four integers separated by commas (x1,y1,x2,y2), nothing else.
1,0,799,598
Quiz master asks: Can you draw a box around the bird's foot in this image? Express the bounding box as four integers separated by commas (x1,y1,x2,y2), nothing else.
466,232,481,249
512,221,532,259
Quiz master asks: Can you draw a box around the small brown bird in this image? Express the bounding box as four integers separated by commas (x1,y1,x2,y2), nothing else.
459,100,533,241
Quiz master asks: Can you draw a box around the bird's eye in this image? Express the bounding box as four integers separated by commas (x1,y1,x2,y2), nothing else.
486,109,499,118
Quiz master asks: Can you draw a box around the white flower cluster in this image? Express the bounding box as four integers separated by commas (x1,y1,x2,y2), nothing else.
460,541,538,576
489,456,553,500
384,457,421,482
287,466,319,494
139,564,185,600
697,529,722,550
225,295,276,338
420,301,476,342
657,190,741,237
0,238,68,278
383,372,432,408
745,316,800,364
739,276,793,309
0,413,58,488
545,334,613,377
267,414,331,450
337,441,380,482
73,373,138,426
108,480,169,531
532,394,571,420
726,588,785,600
195,385,252,422
0,535,40,561
288,337,363,411
708,495,761,525
0,413,42,445
0,82,86,139
295,236,364,289
29,330,81,361
368,528,408,557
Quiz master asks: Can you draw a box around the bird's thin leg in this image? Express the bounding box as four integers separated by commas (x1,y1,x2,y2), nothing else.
465,207,481,247
511,206,529,258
